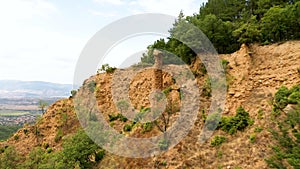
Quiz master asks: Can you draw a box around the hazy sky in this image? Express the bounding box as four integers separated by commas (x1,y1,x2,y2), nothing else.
0,0,206,84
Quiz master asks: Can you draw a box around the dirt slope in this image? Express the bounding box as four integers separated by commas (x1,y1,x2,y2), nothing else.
96,41,300,169
0,98,80,155
1,41,300,169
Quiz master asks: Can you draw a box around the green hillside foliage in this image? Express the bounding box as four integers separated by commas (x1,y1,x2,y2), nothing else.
273,85,300,114
0,129,104,169
267,105,300,168
141,0,300,65
0,125,21,141
266,84,300,168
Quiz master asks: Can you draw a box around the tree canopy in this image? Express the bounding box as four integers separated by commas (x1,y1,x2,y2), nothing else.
141,0,300,65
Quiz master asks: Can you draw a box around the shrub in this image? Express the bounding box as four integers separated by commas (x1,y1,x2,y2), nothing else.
142,122,153,133
266,103,300,169
0,147,4,153
108,113,119,122
98,64,116,73
162,86,172,95
199,62,207,75
254,127,263,133
123,124,132,132
273,86,290,114
46,147,52,153
42,142,49,149
161,161,167,166
0,146,20,169
88,81,97,93
211,135,226,147
54,129,63,142
108,113,127,122
23,128,28,135
258,109,264,119
158,138,170,150
202,78,212,97
109,122,115,127
221,59,229,71
217,150,223,158
60,130,102,168
273,85,300,115
220,106,253,134
192,70,200,77
119,114,128,122
179,89,184,100
95,150,105,161
34,126,40,136
70,90,77,98
201,109,207,122
288,91,300,104
62,112,68,123
13,135,19,141
249,134,256,143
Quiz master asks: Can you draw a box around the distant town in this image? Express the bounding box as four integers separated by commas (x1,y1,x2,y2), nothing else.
0,114,37,126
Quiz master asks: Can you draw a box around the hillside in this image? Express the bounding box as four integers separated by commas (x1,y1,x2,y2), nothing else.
1,41,299,168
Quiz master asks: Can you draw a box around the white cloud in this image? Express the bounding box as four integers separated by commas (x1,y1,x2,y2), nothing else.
93,0,124,6
128,0,202,16
0,24,84,84
91,0,205,17
0,0,208,83
0,0,57,22
88,9,118,17
0,0,83,84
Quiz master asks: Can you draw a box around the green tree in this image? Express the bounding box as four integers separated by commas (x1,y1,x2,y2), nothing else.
60,129,102,169
140,0,300,62
38,100,48,114
0,146,21,169
195,14,238,53
261,6,289,41
233,15,262,44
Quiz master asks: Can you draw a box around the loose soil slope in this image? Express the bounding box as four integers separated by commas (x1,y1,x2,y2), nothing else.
1,41,300,169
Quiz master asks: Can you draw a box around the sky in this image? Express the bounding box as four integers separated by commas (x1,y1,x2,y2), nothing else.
0,0,207,84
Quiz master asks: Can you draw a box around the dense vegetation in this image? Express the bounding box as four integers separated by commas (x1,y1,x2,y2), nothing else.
266,85,300,168
141,0,300,65
0,129,104,169
266,104,300,169
0,125,22,141
272,85,300,114
204,106,254,134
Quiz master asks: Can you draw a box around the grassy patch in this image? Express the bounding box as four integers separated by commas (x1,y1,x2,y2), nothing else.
211,135,226,147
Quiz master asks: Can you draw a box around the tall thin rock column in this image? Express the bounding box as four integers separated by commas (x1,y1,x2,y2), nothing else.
153,49,163,90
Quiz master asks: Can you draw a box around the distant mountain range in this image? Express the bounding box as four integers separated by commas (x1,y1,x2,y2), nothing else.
0,80,73,98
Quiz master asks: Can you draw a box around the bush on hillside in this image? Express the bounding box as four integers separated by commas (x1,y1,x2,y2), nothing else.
98,64,116,74
273,85,300,114
266,103,300,169
211,135,226,147
220,106,253,134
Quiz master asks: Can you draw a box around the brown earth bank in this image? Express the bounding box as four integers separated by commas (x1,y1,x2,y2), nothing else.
1,41,300,169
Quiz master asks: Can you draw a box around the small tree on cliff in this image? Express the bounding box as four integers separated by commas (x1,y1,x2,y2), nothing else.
38,100,48,114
